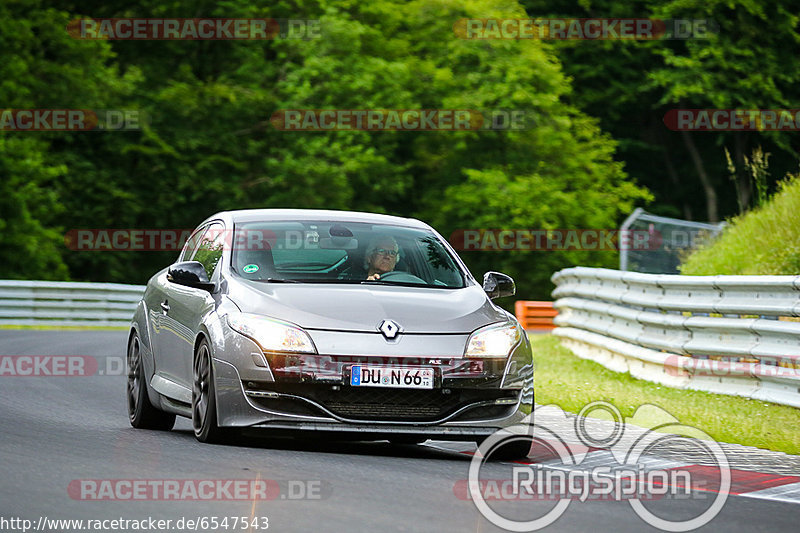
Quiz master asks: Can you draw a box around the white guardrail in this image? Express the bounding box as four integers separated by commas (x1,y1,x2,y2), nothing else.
3,275,800,407
551,267,800,408
0,280,144,327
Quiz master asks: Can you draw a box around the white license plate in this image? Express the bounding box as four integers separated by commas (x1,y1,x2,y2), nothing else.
349,366,434,389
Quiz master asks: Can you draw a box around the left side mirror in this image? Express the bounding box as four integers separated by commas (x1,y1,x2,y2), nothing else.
482,271,515,299
167,261,215,292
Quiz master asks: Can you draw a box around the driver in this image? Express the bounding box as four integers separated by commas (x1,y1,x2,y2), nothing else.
365,236,400,280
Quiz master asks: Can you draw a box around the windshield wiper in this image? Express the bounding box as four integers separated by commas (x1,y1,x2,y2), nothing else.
254,278,300,283
361,279,430,287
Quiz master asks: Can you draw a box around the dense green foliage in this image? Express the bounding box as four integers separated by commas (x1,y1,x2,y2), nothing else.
523,0,800,223
2,0,797,295
681,174,800,275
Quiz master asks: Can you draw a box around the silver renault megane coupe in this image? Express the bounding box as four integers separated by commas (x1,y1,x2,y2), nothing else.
127,209,533,456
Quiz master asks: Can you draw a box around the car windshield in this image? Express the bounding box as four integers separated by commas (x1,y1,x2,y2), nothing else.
231,221,465,288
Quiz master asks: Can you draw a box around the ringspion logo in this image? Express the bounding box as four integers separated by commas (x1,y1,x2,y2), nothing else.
466,402,730,531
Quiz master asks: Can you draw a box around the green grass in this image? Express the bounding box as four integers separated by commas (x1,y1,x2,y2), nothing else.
0,324,128,331
532,334,800,455
681,175,800,275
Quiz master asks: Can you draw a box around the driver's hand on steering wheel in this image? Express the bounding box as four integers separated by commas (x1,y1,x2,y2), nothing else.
366,273,381,281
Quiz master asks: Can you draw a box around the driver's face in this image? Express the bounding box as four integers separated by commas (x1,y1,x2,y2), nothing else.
369,241,399,273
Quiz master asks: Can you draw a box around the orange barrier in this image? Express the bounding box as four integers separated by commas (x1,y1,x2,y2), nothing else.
515,301,557,331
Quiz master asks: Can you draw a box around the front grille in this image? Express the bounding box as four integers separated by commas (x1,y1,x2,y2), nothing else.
246,382,518,422
319,388,462,420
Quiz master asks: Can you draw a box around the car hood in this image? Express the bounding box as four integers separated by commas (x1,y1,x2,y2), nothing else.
226,280,509,334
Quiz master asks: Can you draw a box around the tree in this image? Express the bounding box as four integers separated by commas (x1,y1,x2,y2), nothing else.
4,0,651,298
0,0,135,279
522,0,800,222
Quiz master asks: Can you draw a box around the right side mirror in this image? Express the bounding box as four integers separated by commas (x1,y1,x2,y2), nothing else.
482,271,515,299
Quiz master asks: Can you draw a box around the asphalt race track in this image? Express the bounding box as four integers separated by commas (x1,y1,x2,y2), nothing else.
1,330,798,533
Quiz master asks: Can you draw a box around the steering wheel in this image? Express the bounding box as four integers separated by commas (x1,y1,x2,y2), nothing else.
374,271,426,283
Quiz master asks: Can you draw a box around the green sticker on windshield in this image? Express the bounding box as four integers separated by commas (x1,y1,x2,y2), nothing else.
243,264,259,274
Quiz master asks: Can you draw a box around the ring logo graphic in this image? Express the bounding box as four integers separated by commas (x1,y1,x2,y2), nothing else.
466,402,731,531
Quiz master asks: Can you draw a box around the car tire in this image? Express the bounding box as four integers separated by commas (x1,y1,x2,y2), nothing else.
127,332,176,430
192,339,228,443
476,435,533,461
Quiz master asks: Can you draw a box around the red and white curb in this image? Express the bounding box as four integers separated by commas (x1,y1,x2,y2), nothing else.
427,440,800,504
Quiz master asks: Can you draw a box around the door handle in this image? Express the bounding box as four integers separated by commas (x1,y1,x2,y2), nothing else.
160,301,170,314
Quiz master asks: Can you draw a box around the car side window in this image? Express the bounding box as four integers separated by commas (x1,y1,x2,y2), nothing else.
180,225,209,262
192,223,226,279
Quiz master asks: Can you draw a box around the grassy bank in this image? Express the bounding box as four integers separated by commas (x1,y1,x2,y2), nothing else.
532,334,800,455
681,175,800,275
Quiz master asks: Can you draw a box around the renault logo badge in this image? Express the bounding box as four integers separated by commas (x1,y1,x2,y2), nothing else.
378,319,401,339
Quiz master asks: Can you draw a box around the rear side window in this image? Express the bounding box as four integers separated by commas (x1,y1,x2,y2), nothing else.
180,225,208,262
192,223,225,278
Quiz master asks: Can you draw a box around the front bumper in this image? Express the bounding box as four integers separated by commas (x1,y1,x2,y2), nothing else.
212,356,532,440
245,422,509,442
210,319,533,439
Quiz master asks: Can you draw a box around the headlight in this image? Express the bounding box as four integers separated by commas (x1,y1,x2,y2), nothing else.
465,321,521,358
227,312,317,354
